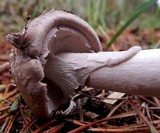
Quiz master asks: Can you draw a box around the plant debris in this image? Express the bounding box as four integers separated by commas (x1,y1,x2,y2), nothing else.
1,25,160,132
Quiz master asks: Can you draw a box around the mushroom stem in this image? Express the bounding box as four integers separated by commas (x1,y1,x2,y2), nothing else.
45,48,160,97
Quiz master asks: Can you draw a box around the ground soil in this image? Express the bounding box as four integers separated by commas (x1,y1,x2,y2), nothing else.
1,27,160,132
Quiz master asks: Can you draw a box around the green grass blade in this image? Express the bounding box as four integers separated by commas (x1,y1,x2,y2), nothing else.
0,95,12,105
107,0,157,48
9,93,21,113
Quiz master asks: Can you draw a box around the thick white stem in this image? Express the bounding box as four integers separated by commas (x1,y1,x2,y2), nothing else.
56,49,160,97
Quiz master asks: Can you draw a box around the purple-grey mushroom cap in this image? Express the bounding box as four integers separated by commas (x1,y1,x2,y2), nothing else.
7,10,101,118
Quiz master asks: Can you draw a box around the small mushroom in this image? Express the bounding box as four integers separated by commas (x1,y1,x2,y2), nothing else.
7,9,160,119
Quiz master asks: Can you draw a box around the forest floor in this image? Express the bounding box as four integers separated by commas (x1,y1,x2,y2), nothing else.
1,26,160,132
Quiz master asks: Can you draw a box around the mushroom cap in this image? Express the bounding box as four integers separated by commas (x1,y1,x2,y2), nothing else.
8,10,102,118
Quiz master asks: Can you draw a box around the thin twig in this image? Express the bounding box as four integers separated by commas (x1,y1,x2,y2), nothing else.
0,62,10,74
4,112,18,133
65,119,85,126
139,96,157,106
68,111,137,133
44,124,63,133
153,97,160,107
0,117,10,132
101,98,128,125
145,103,153,124
20,119,36,133
3,89,19,100
0,55,9,61
129,99,158,133
107,98,127,117
33,119,57,133
0,106,10,112
89,126,160,132
4,84,10,96
0,113,10,122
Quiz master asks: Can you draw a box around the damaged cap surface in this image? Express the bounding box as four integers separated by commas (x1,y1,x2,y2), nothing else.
7,10,101,118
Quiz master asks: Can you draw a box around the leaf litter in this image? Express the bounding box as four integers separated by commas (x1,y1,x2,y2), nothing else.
1,28,160,132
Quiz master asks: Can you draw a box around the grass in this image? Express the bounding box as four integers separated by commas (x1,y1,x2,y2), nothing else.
107,0,157,47
0,0,159,31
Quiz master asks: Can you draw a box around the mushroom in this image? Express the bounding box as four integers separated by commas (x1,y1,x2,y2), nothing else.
6,9,160,118
7,9,102,118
